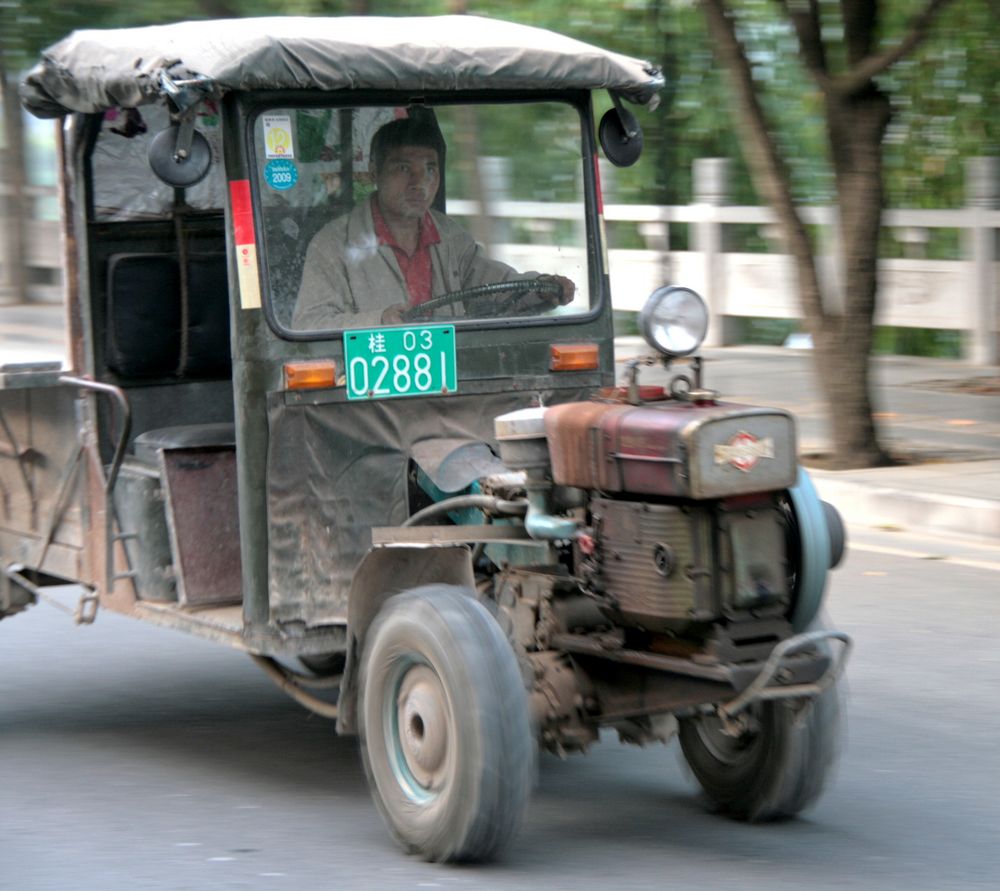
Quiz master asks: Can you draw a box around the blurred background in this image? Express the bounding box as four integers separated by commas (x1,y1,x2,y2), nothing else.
1,0,997,358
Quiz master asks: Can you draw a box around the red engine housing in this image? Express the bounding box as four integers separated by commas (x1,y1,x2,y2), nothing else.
544,399,797,500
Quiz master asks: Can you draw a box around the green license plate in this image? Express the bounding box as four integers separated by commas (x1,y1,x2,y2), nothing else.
344,324,457,401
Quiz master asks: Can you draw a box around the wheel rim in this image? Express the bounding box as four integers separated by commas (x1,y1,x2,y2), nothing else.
384,657,452,804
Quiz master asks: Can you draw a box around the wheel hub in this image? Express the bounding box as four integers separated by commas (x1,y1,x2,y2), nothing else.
396,665,449,790
694,711,760,763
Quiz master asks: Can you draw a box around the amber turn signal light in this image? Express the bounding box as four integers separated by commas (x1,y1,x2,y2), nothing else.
550,343,600,371
284,360,337,390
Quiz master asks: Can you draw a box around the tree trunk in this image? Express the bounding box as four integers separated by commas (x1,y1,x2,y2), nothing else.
699,0,900,469
808,86,894,468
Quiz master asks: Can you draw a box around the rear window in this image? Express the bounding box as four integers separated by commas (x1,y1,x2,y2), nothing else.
90,101,225,221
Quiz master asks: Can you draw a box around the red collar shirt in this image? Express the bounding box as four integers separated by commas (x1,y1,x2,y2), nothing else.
370,196,441,306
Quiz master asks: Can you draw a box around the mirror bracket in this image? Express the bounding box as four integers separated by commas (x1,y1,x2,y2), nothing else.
147,73,215,187
599,91,644,168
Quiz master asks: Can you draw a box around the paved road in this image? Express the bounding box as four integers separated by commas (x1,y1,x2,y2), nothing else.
2,526,999,890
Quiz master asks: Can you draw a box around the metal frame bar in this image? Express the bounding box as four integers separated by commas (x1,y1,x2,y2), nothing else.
718,628,853,720
57,375,131,622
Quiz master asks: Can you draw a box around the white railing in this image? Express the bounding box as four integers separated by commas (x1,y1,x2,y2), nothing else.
601,200,1000,365
455,155,1000,364
3,161,998,363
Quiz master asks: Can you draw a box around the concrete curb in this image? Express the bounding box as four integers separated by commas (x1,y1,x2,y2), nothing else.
811,473,1000,542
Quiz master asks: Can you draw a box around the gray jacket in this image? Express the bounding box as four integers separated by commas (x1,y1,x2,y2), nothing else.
293,199,526,330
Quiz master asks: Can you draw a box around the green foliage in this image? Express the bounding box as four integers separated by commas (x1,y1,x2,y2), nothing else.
736,317,800,346
872,326,962,359
726,318,964,359
883,1,1000,208
4,0,991,213
613,310,641,337
692,0,997,209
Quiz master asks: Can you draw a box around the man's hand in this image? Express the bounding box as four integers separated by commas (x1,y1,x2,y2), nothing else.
537,274,575,307
380,303,407,325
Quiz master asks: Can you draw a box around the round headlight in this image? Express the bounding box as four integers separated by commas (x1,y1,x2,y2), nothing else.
639,286,709,357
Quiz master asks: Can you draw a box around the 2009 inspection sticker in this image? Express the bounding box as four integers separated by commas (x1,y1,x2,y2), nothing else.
264,159,298,190
344,325,457,401
262,114,295,158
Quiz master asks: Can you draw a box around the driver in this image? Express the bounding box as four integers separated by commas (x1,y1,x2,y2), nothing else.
292,116,575,329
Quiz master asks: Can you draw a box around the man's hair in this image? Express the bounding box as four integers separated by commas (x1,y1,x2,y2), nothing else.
370,115,445,171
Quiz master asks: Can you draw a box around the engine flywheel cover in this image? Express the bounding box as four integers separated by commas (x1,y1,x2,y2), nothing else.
787,467,831,632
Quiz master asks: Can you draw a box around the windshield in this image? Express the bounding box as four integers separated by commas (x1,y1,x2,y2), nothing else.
251,100,594,335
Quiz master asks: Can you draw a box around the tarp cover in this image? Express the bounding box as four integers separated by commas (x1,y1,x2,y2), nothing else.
266,386,592,627
21,15,663,118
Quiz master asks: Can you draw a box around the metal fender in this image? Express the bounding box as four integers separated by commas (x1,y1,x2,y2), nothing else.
336,545,474,735
788,467,831,633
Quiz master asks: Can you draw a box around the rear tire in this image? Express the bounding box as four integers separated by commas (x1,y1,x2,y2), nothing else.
678,683,842,822
359,585,534,862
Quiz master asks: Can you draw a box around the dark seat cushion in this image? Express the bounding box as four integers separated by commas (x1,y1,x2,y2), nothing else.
106,254,181,378
105,252,231,380
184,254,231,378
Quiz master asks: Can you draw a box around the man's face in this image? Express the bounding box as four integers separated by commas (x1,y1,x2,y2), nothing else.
373,145,440,224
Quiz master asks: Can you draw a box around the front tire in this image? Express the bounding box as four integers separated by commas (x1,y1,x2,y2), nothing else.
678,682,842,822
359,585,534,862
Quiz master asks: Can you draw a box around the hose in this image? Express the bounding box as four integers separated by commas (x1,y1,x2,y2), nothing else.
403,494,528,527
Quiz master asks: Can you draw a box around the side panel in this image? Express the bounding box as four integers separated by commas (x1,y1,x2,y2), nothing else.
0,383,87,582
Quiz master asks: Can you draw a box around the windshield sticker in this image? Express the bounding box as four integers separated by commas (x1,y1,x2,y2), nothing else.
264,159,298,191
263,114,295,159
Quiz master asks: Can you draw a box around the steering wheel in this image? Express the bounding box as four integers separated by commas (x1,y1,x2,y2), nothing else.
400,276,563,322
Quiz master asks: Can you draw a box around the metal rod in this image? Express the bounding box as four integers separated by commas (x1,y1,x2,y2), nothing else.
58,375,131,495
718,629,853,720
251,655,340,719
58,375,132,608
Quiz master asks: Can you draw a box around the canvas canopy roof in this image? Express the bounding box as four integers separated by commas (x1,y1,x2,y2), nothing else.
21,15,664,118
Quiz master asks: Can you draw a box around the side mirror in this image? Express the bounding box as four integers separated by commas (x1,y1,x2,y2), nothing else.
599,99,643,168
148,122,212,187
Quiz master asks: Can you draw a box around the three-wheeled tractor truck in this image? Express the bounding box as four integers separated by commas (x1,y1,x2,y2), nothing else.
2,15,849,862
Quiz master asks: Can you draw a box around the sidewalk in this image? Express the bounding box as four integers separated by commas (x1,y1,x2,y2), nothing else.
3,303,999,543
